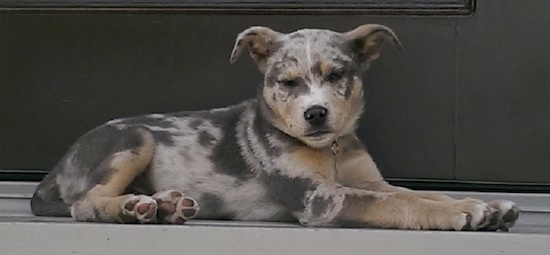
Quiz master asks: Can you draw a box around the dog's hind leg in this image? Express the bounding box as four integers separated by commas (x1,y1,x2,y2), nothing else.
31,171,72,216
69,127,199,224
70,128,158,223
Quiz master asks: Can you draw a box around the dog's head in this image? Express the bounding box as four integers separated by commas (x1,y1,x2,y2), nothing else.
230,24,401,148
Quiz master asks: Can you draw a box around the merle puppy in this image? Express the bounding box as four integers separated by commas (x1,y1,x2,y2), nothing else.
31,24,519,230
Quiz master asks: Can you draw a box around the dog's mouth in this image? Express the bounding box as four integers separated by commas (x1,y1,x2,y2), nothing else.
301,129,335,148
304,130,333,138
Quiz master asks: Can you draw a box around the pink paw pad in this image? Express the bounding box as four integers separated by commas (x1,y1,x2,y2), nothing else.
123,195,158,223
153,190,200,224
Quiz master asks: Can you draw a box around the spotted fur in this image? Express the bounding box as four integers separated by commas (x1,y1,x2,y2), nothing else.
31,24,519,230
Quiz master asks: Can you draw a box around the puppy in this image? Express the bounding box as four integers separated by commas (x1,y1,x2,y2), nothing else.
31,24,519,230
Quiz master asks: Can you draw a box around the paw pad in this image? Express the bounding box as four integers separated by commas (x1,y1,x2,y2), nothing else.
153,190,200,224
123,195,158,223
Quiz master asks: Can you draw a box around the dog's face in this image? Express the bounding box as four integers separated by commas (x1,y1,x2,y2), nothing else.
230,25,401,148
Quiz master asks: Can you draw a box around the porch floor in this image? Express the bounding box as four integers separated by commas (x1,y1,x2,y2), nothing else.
1,182,549,255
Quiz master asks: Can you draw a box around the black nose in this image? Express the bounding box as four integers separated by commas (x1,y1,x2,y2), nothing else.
304,106,328,126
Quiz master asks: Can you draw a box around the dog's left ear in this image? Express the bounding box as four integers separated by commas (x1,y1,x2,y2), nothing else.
345,24,402,68
230,26,283,73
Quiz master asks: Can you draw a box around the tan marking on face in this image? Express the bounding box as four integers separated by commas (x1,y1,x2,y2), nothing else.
264,81,315,140
319,61,333,77
292,146,334,180
330,78,364,136
348,78,364,111
284,67,299,80
263,86,294,131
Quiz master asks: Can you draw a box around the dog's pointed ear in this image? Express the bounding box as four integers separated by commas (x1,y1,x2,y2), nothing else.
345,24,402,68
230,26,283,73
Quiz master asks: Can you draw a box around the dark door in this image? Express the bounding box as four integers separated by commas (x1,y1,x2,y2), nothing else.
1,0,548,191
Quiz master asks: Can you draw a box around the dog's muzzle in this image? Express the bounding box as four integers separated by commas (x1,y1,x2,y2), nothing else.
304,105,328,127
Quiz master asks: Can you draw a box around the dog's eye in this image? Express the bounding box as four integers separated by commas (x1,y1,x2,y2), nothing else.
278,79,297,87
327,70,344,82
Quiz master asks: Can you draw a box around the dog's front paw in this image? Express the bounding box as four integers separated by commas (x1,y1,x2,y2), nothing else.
480,200,520,231
453,198,498,231
123,195,158,223
153,190,199,224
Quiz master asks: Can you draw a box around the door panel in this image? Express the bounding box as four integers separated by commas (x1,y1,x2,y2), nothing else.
1,0,549,188
455,1,550,183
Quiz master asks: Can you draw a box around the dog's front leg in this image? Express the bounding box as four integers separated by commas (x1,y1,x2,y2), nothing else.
334,136,519,230
359,176,519,231
262,171,496,230
334,187,498,230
